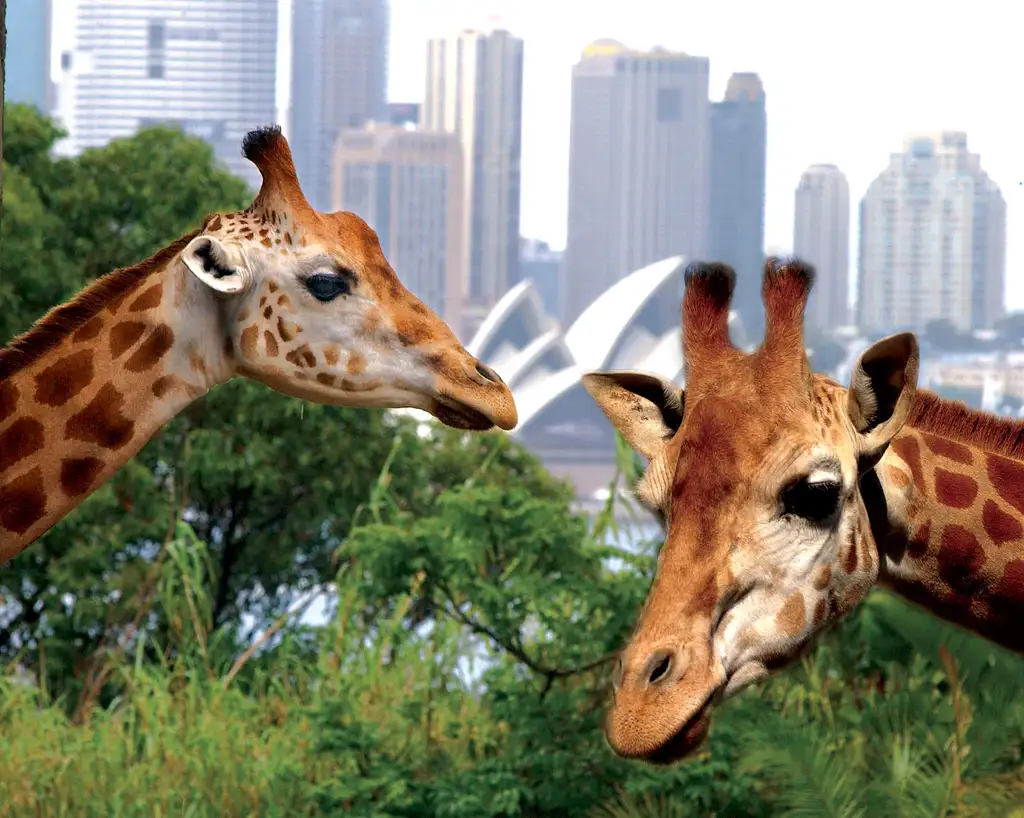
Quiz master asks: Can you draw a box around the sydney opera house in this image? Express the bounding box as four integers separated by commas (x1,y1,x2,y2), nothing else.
407,257,747,495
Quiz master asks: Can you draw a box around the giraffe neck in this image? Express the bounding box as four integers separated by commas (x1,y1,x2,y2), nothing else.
0,234,231,561
869,395,1024,652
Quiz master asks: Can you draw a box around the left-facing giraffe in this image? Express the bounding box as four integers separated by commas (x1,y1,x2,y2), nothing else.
0,125,517,561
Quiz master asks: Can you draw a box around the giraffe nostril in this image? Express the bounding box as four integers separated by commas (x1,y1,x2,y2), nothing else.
611,655,624,691
643,649,674,686
475,361,504,386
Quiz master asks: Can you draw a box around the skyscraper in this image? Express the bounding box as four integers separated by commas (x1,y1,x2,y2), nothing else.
290,0,389,211
64,0,278,190
332,123,464,327
6,0,54,111
858,132,1006,334
421,28,524,337
564,40,710,325
708,73,767,336
793,164,851,331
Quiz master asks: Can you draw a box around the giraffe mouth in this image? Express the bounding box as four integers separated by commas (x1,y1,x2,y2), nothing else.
432,394,496,431
642,699,714,765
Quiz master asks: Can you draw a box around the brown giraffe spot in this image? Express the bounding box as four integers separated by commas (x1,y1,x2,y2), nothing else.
60,457,105,498
937,524,987,597
259,228,269,238
0,466,47,534
34,350,95,407
323,345,340,366
240,326,259,361
206,215,222,232
278,316,298,342
284,232,293,245
294,372,309,380
237,307,251,323
922,433,973,465
259,295,267,307
152,375,179,398
346,352,366,375
812,564,831,590
263,306,273,319
987,453,1024,517
128,282,163,312
889,436,924,489
989,560,1024,621
268,281,278,293
842,527,858,573
65,383,136,450
934,469,979,509
105,289,133,314
286,344,316,368
361,311,382,336
72,316,104,342
776,592,805,636
411,301,429,316
261,236,273,248
264,331,279,357
885,465,910,489
0,418,45,473
812,597,827,625
109,321,147,359
839,585,864,613
316,373,336,386
188,349,208,376
0,382,19,424
277,294,292,310
125,324,174,373
982,499,1022,545
906,520,931,559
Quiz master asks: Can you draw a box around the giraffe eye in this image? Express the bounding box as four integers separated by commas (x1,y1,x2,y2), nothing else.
781,478,842,524
304,272,351,302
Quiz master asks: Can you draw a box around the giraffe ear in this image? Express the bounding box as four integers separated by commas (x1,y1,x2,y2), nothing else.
181,236,250,295
582,370,684,461
846,332,919,463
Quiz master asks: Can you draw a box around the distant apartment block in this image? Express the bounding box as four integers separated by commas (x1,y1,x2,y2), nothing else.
422,28,524,337
520,239,564,321
708,73,767,336
859,132,1006,334
564,40,710,325
61,0,277,190
333,123,464,327
291,0,389,211
6,0,54,111
794,164,851,331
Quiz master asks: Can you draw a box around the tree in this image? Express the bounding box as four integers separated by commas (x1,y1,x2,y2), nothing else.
1,0,7,226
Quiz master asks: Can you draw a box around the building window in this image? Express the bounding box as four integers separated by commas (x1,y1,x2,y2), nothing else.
148,63,164,79
148,20,165,50
657,88,681,122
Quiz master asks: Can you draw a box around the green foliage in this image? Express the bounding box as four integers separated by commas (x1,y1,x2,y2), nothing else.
2,104,1024,816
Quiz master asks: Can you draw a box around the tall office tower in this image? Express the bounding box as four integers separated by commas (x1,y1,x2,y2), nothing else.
564,40,711,326
520,239,564,321
859,132,1006,334
6,0,54,111
422,28,524,337
64,0,278,190
793,164,851,331
332,123,465,327
708,73,767,336
291,0,389,211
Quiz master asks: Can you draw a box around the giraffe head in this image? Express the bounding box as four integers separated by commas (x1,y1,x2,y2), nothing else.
177,126,516,431
583,259,920,764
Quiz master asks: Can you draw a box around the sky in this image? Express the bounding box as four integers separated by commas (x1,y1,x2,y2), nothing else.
54,0,1023,310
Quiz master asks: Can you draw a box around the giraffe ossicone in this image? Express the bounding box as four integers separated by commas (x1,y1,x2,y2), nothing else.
584,257,1024,765
0,125,517,561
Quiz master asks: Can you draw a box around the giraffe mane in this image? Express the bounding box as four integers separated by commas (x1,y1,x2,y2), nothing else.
906,389,1024,461
0,229,201,381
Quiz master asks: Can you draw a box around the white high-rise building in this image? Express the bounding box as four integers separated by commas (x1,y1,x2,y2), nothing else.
421,29,524,337
793,164,851,330
564,41,710,326
63,0,278,190
858,132,1006,334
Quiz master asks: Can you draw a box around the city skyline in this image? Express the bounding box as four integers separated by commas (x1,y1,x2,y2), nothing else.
45,0,1021,310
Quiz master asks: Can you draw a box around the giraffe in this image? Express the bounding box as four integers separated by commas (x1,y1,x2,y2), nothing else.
582,258,1024,765
0,125,517,562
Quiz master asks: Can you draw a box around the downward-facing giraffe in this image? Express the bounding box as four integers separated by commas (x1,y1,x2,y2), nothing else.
583,258,1024,765
0,125,517,562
